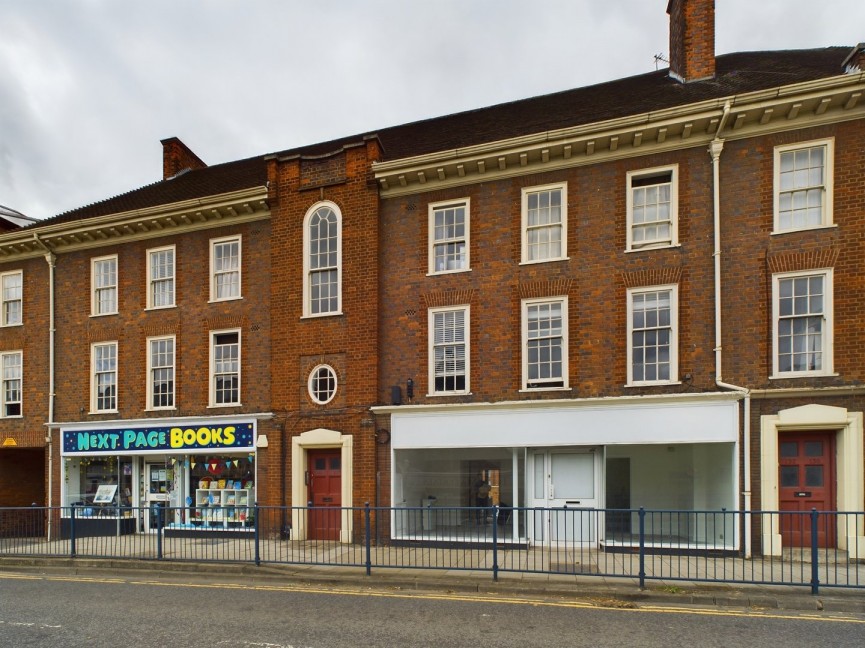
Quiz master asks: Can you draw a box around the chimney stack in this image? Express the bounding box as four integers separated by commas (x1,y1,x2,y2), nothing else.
667,0,715,83
161,137,207,180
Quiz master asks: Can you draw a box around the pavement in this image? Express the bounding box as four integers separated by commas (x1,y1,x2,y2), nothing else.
2,555,864,615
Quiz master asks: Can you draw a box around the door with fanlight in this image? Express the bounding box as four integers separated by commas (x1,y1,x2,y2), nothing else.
530,450,598,546
778,432,836,548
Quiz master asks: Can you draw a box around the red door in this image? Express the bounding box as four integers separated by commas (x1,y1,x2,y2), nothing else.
308,449,342,541
779,432,836,548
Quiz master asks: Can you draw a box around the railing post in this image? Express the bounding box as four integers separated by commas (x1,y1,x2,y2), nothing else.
638,507,646,590
491,505,499,581
69,506,76,558
156,504,163,560
364,502,372,576
810,508,819,596
254,503,261,567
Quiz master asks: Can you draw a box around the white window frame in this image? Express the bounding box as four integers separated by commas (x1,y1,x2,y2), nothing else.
771,269,834,378
627,284,679,386
91,341,118,413
307,364,338,405
146,335,176,410
209,329,241,407
302,201,342,317
1,350,22,417
521,296,568,391
210,235,242,302
521,182,567,264
626,165,678,251
428,199,470,275
773,138,834,233
1,270,23,327
146,245,176,309
428,305,470,395
91,255,118,316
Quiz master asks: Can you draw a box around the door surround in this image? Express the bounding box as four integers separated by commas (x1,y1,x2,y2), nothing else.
760,404,864,556
291,428,353,542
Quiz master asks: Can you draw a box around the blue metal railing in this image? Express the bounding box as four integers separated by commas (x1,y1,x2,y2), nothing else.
1,505,862,594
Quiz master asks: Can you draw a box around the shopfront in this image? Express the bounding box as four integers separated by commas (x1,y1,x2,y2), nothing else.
382,393,741,548
59,417,259,536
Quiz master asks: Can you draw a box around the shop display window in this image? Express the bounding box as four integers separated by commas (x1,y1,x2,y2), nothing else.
393,448,523,540
187,455,255,529
64,456,134,518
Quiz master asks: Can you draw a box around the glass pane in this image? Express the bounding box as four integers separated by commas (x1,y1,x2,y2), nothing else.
780,465,799,487
805,465,823,487
534,454,545,499
551,453,594,499
780,441,797,457
804,441,823,457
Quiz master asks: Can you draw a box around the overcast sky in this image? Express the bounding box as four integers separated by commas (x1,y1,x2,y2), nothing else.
1,0,863,220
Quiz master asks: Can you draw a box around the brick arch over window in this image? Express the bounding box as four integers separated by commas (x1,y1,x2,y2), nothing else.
302,201,342,317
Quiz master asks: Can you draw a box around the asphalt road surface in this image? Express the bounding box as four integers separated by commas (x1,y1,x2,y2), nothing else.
0,569,863,647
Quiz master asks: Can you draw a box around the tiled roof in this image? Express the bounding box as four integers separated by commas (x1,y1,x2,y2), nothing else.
23,155,267,230
28,47,852,228
375,48,853,159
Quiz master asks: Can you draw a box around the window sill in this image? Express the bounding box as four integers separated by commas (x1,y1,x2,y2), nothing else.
88,410,119,415
427,268,472,277
769,372,838,380
770,223,836,236
90,312,118,318
208,296,243,304
426,391,472,398
0,322,23,328
0,414,23,419
207,403,242,409
624,381,682,388
518,387,572,393
300,311,344,320
519,257,570,266
144,305,177,312
144,407,177,412
624,243,680,254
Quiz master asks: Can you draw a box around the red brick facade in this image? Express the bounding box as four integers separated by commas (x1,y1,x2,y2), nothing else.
1,1,863,551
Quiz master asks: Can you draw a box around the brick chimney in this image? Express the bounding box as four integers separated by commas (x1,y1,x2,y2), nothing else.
842,43,865,73
667,0,715,83
161,137,207,180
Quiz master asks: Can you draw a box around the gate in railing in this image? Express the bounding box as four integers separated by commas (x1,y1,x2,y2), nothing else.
1,505,862,594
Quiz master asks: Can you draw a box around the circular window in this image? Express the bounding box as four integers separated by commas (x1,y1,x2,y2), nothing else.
308,364,337,404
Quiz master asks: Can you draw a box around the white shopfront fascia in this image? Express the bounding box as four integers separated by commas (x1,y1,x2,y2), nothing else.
384,394,740,450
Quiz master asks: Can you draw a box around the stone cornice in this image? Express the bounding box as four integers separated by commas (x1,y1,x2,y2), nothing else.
373,72,865,198
0,186,270,262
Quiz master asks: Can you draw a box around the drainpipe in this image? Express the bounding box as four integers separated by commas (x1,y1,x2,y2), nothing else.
33,234,56,540
709,102,752,558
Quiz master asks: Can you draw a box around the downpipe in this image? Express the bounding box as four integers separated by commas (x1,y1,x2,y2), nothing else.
709,103,752,559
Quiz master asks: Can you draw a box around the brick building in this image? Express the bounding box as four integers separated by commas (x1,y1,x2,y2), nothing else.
0,0,863,554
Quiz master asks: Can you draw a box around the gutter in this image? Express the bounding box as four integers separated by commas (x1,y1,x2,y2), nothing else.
709,102,753,558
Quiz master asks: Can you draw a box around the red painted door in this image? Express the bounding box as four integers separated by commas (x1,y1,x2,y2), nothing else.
308,450,342,541
779,432,836,548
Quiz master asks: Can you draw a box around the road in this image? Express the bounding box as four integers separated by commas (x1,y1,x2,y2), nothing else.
0,569,863,647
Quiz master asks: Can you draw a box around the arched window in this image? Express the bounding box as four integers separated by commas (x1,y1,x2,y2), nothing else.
303,202,342,316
